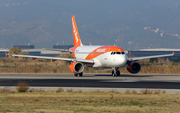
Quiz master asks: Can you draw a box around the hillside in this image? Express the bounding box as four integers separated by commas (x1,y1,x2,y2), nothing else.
0,0,180,49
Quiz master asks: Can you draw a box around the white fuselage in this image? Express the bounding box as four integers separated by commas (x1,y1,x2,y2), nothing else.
72,46,127,68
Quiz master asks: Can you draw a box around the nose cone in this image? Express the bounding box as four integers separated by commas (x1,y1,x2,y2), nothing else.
119,54,127,66
113,54,127,67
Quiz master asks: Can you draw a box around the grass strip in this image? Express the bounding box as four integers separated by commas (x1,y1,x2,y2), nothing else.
0,89,180,113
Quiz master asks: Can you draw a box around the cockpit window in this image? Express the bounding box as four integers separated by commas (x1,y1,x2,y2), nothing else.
111,52,115,55
111,51,125,55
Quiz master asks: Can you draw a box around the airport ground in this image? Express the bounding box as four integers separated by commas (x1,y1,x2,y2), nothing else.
0,58,180,112
0,73,180,112
1,73,180,93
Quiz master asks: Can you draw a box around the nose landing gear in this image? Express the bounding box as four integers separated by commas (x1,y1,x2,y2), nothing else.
112,68,120,77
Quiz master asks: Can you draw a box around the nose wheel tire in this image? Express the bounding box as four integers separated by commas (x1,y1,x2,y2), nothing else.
116,70,120,76
112,70,116,77
112,70,114,76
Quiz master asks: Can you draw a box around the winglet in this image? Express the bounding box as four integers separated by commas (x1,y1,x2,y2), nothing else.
172,52,175,56
5,52,7,57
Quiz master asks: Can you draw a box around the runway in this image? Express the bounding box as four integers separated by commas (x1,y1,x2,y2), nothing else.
1,73,180,89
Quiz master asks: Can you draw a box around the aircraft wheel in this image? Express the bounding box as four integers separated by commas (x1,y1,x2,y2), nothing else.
112,70,114,76
112,70,116,77
112,68,119,77
79,72,83,77
74,74,78,77
116,70,120,76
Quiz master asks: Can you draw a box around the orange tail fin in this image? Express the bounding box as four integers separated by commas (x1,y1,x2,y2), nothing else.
72,15,83,47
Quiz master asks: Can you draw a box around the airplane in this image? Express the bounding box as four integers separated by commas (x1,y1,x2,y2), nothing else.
9,15,174,77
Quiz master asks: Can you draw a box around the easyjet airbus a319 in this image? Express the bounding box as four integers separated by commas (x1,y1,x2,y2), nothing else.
10,16,174,77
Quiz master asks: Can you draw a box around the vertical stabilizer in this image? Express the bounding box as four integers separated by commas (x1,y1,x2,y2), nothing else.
72,15,83,47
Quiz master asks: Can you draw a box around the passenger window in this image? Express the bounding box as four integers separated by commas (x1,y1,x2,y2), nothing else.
122,52,125,54
117,52,121,54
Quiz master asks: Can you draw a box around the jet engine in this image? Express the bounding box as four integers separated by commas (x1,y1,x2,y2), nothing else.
69,62,84,74
127,61,141,74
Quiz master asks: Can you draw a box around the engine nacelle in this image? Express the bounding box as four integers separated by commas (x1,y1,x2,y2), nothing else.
127,61,141,74
69,62,84,74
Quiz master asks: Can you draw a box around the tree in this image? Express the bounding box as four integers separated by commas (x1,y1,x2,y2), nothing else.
9,47,21,54
8,47,28,59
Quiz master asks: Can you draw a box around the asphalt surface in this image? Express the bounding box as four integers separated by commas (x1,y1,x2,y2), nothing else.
1,73,180,89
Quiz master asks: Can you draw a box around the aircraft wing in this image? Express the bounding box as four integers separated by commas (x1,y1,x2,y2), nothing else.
127,53,174,61
9,54,94,64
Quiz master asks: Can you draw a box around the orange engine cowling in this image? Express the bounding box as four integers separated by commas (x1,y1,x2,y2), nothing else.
69,62,84,74
127,61,141,74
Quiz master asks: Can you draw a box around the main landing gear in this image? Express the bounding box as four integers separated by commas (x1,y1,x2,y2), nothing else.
112,68,120,77
74,72,83,77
